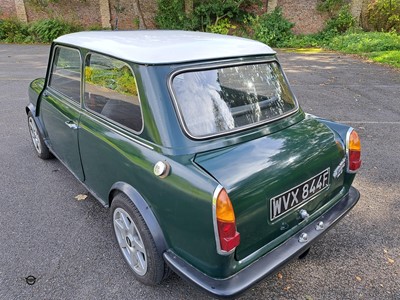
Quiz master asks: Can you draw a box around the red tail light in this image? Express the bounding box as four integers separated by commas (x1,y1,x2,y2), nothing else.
346,129,361,172
213,186,240,254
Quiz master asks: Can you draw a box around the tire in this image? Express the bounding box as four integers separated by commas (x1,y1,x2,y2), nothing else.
111,193,169,285
27,112,52,160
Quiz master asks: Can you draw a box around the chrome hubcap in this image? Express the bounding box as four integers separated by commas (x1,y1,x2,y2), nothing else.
28,117,41,154
113,208,147,276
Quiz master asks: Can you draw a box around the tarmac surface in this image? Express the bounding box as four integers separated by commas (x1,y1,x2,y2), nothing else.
0,44,399,299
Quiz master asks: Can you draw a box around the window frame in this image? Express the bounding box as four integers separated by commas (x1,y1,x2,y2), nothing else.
168,58,300,140
47,45,82,105
82,51,144,135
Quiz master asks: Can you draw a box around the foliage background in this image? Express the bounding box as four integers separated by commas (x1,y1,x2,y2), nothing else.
0,0,399,67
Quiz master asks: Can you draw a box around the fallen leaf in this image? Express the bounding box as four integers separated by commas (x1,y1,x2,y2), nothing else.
355,276,362,281
384,249,388,254
387,258,395,264
277,272,283,280
283,285,291,291
74,194,88,201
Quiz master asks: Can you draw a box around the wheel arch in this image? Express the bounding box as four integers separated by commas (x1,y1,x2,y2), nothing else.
26,103,36,115
109,182,168,255
26,104,49,146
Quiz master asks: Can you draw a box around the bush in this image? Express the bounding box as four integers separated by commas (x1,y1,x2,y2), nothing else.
316,0,345,16
324,4,356,33
251,7,294,47
29,19,82,43
155,0,259,32
206,18,235,34
0,19,31,43
155,0,196,30
367,0,400,32
328,31,400,52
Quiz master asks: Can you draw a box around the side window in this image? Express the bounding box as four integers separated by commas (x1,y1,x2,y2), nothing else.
49,47,81,103
84,53,143,132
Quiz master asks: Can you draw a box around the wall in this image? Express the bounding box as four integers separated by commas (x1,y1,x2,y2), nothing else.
0,0,17,19
0,0,366,34
108,0,157,30
23,0,103,28
278,0,329,34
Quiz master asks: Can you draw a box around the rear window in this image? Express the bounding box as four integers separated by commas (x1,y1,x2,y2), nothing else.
171,61,298,138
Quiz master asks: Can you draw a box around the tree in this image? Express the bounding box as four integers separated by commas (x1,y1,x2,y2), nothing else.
132,0,146,29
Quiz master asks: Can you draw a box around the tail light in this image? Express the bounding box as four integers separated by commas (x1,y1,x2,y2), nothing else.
212,186,240,255
346,128,361,173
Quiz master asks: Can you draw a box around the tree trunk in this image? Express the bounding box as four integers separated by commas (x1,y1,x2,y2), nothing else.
14,0,27,23
360,0,372,30
185,0,193,15
267,0,278,12
99,0,112,28
133,0,146,29
350,0,363,25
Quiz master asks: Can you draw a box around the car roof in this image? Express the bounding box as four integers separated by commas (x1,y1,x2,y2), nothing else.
54,30,276,65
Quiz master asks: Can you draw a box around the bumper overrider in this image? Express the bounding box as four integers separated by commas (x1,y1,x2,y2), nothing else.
163,186,360,299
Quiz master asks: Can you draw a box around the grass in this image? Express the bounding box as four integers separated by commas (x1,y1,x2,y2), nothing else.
366,50,400,68
326,31,400,68
281,31,400,68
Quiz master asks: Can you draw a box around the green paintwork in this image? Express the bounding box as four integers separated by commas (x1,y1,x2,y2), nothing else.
28,43,358,280
195,116,349,260
28,78,45,109
41,91,84,181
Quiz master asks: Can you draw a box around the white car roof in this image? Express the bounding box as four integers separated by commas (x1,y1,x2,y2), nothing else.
55,30,276,64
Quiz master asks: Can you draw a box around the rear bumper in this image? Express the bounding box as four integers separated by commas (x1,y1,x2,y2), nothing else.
163,186,360,299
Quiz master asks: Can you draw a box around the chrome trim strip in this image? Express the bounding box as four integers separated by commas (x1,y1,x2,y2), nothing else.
167,58,300,140
212,185,236,256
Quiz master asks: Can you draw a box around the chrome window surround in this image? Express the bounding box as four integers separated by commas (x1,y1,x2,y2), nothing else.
168,59,299,140
48,45,82,105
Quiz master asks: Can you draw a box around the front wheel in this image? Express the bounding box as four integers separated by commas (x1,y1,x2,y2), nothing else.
111,193,169,285
27,112,51,159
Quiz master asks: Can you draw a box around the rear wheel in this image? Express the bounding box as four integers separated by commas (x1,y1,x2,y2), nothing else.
111,193,168,285
27,112,51,159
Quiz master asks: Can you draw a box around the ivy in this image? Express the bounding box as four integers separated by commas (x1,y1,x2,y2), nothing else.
367,0,400,32
316,0,345,16
155,0,260,33
250,7,295,47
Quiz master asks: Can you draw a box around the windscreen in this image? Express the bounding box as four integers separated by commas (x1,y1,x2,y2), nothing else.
171,61,298,138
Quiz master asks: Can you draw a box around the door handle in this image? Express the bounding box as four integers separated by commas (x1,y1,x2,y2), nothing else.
65,120,78,130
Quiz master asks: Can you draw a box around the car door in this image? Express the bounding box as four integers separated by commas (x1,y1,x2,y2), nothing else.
40,45,84,181
78,52,145,203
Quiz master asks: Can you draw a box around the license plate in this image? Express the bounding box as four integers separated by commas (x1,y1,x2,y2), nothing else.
270,168,330,221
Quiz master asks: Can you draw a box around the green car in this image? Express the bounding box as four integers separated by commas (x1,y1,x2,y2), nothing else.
26,31,361,298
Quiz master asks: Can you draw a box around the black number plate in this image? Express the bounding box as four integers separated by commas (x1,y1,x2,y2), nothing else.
270,168,330,221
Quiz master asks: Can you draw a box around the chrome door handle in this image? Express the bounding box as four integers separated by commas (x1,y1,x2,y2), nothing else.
65,121,78,130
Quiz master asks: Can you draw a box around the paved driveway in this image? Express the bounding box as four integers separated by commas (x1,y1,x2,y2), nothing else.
0,44,399,299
